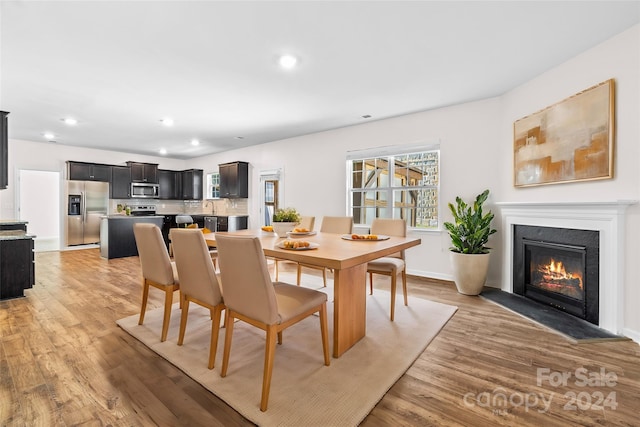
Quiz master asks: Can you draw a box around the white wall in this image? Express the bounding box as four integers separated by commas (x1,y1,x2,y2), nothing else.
2,24,637,337
189,24,640,338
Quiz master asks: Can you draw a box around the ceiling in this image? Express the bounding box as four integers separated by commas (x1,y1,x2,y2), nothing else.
2,1,639,160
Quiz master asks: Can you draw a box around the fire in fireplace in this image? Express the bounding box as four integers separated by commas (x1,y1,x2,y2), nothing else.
513,225,599,325
531,258,583,299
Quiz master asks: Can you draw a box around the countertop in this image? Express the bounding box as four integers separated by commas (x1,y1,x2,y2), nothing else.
0,230,36,240
102,215,165,219
0,220,29,225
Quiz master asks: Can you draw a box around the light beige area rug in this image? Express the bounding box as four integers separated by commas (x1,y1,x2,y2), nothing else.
117,283,457,427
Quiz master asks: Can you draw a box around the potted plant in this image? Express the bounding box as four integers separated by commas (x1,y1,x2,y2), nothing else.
443,189,497,295
272,207,301,237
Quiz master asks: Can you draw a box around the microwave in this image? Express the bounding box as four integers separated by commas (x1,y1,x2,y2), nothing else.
131,182,159,198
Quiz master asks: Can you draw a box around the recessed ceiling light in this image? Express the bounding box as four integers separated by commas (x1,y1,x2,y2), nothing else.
160,118,174,127
361,115,372,119
43,132,55,140
62,117,77,125
234,136,245,140
191,139,200,146
159,148,167,155
278,54,298,69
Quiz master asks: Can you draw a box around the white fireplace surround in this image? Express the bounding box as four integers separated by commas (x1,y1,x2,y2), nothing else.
496,201,637,335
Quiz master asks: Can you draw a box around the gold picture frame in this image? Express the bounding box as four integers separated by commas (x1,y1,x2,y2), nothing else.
513,79,615,187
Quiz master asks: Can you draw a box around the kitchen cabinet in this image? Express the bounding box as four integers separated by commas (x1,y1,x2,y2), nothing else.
67,161,112,182
158,169,180,199
127,161,158,183
219,161,248,198
100,216,164,259
204,215,248,232
0,233,34,300
181,169,203,200
110,165,131,199
0,111,8,190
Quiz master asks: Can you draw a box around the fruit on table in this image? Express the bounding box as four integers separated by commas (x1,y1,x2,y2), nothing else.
283,240,310,249
261,226,274,232
351,234,378,240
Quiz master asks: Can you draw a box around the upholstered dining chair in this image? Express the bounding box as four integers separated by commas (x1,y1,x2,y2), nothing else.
296,216,353,286
366,218,407,321
171,228,225,369
169,225,218,270
133,223,180,342
215,234,330,412
273,215,315,281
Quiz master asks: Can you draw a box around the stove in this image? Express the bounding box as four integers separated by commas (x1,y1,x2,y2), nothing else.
129,205,157,216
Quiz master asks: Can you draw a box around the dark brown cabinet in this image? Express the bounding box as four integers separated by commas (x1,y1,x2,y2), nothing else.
181,169,203,200
0,111,8,190
67,161,112,182
219,161,248,198
158,169,180,199
0,236,34,300
110,165,131,199
158,169,202,200
127,161,158,183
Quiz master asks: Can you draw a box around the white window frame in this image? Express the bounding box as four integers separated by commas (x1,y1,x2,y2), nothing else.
346,142,440,231
205,171,220,200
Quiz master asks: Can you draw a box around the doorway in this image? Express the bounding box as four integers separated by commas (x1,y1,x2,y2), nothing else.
18,169,61,252
259,169,282,226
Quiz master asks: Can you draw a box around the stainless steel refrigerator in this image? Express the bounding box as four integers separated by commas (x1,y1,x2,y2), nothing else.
66,180,109,245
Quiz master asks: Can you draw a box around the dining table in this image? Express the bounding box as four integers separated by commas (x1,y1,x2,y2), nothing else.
203,229,421,358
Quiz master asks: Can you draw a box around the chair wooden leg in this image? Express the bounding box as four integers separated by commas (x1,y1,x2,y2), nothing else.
177,299,190,346
277,331,283,345
296,264,302,286
221,311,235,377
161,286,174,342
322,268,327,287
260,325,278,412
208,304,224,370
402,269,408,306
319,303,330,366
369,272,374,295
275,260,279,281
390,273,397,321
138,279,150,325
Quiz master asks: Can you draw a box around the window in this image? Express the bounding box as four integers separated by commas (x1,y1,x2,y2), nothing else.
206,172,220,199
348,145,439,229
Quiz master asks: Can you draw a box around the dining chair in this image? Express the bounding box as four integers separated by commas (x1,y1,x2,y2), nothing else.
273,215,315,281
366,218,407,321
169,225,218,270
296,216,353,286
133,223,180,342
215,234,330,412
171,229,225,369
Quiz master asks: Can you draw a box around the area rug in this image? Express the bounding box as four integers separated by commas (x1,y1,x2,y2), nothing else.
117,283,457,426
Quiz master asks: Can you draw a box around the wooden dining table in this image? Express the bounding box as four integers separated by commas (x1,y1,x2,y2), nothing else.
203,230,421,358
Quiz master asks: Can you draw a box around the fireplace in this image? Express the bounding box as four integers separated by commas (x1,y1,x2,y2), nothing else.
497,201,634,335
513,225,599,325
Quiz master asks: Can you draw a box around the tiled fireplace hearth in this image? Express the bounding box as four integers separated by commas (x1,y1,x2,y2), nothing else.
496,201,636,335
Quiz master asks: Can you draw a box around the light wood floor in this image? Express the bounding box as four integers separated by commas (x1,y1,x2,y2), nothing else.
1,249,638,426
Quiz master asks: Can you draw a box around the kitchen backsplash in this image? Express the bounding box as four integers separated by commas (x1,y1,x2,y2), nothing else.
109,199,248,216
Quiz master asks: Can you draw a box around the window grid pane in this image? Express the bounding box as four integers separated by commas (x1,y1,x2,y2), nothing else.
349,150,439,229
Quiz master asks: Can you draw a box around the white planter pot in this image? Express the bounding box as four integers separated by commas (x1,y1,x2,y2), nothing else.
449,251,491,296
272,222,298,237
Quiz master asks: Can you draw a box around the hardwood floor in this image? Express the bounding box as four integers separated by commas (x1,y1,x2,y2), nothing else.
1,248,638,426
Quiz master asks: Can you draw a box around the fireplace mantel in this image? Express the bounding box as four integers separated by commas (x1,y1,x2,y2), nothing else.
496,200,637,334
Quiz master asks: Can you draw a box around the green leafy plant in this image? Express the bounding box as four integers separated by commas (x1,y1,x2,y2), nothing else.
443,189,497,254
273,207,301,223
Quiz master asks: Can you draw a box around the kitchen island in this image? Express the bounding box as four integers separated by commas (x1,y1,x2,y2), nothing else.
0,220,35,299
100,215,163,259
